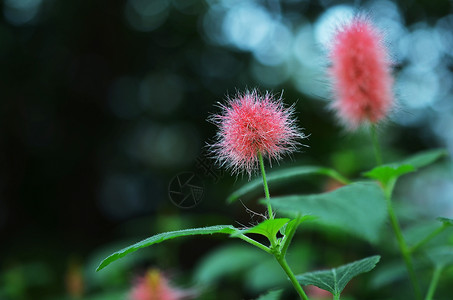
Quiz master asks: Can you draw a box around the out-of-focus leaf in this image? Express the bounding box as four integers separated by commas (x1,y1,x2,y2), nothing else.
269,182,387,243
194,244,268,285
364,149,447,184
296,256,380,296
437,217,453,226
257,289,283,300
227,166,348,203
232,218,290,241
370,260,407,288
96,225,237,271
404,220,441,247
426,246,453,268
401,149,448,169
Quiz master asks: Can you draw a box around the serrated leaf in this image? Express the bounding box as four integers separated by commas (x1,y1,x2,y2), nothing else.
227,166,348,203
296,255,380,296
437,217,453,226
425,246,453,268
232,218,290,241
269,182,387,243
363,149,447,184
96,225,237,271
194,244,268,285
257,289,283,300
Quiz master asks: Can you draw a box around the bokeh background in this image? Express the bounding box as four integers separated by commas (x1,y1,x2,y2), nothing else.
1,0,452,299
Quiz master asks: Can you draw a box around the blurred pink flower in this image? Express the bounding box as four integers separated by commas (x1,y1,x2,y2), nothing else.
329,17,394,129
209,89,305,177
306,285,332,299
129,269,193,300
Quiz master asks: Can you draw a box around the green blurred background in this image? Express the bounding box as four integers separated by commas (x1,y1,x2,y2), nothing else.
1,0,452,299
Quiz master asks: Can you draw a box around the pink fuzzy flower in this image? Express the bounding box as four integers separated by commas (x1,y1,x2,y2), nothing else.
329,17,394,128
129,269,194,300
209,89,304,177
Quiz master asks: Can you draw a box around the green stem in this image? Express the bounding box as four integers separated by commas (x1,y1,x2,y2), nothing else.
384,181,422,300
324,169,352,185
237,234,272,254
410,224,447,254
280,216,302,257
333,293,340,300
275,255,309,300
425,266,442,300
370,124,383,166
258,152,274,219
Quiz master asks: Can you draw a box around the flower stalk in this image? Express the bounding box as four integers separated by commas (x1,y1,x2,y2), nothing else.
258,151,274,220
383,180,422,300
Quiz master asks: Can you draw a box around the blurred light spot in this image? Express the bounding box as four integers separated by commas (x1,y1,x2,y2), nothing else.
251,61,291,87
128,122,200,168
139,73,184,115
292,63,329,100
125,0,170,32
366,0,402,22
293,23,325,68
254,22,293,66
436,15,453,58
401,166,453,218
314,5,355,50
202,4,228,46
98,174,148,220
433,111,453,145
222,3,272,52
108,77,141,119
396,66,439,109
390,108,426,127
3,0,42,26
400,25,444,70
365,0,406,62
205,0,244,9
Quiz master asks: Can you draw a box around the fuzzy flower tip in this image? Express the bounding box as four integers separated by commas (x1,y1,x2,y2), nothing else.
330,17,394,129
129,269,193,300
209,90,305,177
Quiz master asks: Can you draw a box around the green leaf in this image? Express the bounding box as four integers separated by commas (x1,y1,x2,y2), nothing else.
363,149,447,184
425,246,453,268
194,244,268,285
279,215,317,236
296,255,380,296
96,225,237,271
269,182,387,243
437,217,453,226
257,289,283,300
232,218,290,241
227,166,348,203
364,164,415,185
370,260,407,288
401,148,448,169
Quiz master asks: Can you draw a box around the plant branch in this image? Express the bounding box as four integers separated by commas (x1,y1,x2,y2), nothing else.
384,180,422,300
370,124,383,166
258,152,274,220
237,234,272,254
425,266,442,300
275,255,310,300
280,216,302,257
410,224,447,254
